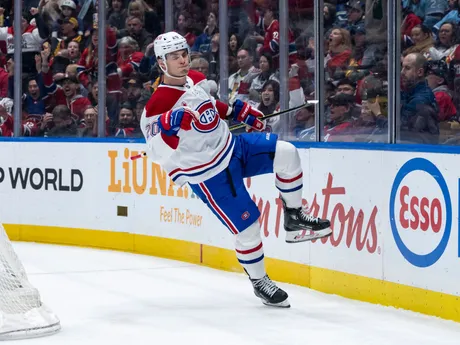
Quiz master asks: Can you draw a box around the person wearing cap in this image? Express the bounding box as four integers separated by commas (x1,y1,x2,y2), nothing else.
425,59,456,121
347,24,385,81
324,93,355,141
345,0,365,32
335,78,362,117
59,0,80,24
125,77,150,109
42,57,91,127
51,17,83,55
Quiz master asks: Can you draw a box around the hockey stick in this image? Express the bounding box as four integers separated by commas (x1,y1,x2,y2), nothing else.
228,100,318,132
130,101,318,161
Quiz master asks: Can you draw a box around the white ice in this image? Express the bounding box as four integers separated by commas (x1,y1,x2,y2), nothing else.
8,242,460,345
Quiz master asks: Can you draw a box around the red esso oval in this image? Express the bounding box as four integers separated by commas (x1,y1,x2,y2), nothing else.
398,185,442,233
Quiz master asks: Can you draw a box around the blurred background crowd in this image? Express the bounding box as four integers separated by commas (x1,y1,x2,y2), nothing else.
0,0,459,144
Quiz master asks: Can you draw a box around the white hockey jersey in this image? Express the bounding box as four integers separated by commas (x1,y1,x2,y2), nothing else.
140,70,233,187
0,25,44,54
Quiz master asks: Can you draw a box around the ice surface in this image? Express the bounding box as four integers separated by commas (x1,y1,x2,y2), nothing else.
8,242,460,345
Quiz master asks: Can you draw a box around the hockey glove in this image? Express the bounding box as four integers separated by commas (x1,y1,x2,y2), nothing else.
232,100,266,132
158,107,195,136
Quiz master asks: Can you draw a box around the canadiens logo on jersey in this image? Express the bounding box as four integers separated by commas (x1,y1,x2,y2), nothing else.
192,100,220,133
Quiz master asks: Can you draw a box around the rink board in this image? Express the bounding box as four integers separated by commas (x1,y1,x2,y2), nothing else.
0,141,459,322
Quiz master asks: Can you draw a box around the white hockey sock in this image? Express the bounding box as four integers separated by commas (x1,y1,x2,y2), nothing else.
235,221,266,280
273,140,303,209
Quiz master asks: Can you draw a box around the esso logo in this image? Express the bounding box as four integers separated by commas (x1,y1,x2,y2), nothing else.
399,185,442,233
389,158,452,268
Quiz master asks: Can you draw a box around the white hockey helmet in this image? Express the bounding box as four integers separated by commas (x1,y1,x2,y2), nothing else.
60,0,76,10
154,32,190,78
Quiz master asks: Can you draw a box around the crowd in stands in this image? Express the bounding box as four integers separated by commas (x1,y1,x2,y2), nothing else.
0,0,460,144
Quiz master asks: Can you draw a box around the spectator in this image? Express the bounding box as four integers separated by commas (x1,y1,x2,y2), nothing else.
344,0,365,32
66,41,82,64
335,78,362,118
77,26,119,93
79,105,98,137
433,0,460,33
43,67,92,126
88,84,99,107
325,28,352,80
425,59,457,121
430,22,458,61
117,36,144,80
227,48,259,104
257,5,297,68
42,105,78,137
228,33,241,74
117,16,153,52
0,10,46,75
79,105,109,137
324,93,355,141
258,80,280,116
294,105,316,140
175,11,196,48
400,53,439,143
114,102,137,137
203,32,219,80
190,57,209,78
124,77,149,109
0,102,13,137
108,0,128,31
23,77,46,119
250,52,280,93
403,24,435,59
349,24,384,71
127,0,161,37
191,11,218,54
324,3,338,35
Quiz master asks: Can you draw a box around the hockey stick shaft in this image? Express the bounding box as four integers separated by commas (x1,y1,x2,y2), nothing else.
228,101,317,132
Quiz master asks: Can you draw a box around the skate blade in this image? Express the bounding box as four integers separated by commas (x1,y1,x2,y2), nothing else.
261,298,291,308
285,227,332,243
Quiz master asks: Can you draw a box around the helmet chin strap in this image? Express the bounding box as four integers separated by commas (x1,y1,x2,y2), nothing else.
160,62,189,81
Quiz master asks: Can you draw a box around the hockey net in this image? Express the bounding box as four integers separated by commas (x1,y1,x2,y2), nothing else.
0,224,61,340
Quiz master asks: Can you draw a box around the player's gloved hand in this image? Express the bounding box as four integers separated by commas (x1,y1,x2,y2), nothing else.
158,107,195,136
232,100,266,132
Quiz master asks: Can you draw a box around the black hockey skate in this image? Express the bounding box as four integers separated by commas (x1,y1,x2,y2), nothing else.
281,197,332,243
250,275,290,308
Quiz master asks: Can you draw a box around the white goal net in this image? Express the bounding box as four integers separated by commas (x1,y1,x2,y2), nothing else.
0,224,61,340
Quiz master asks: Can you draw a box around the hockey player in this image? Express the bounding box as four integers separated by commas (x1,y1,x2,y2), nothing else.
140,32,332,308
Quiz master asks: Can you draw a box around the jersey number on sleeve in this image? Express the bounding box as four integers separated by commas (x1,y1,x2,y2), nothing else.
146,121,160,139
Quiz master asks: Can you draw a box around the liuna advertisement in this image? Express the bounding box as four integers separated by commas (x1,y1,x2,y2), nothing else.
0,141,458,300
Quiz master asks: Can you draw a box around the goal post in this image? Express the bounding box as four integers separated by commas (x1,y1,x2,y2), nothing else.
0,224,61,340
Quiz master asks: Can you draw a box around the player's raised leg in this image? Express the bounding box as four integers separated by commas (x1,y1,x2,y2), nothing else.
273,141,332,243
230,100,331,243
